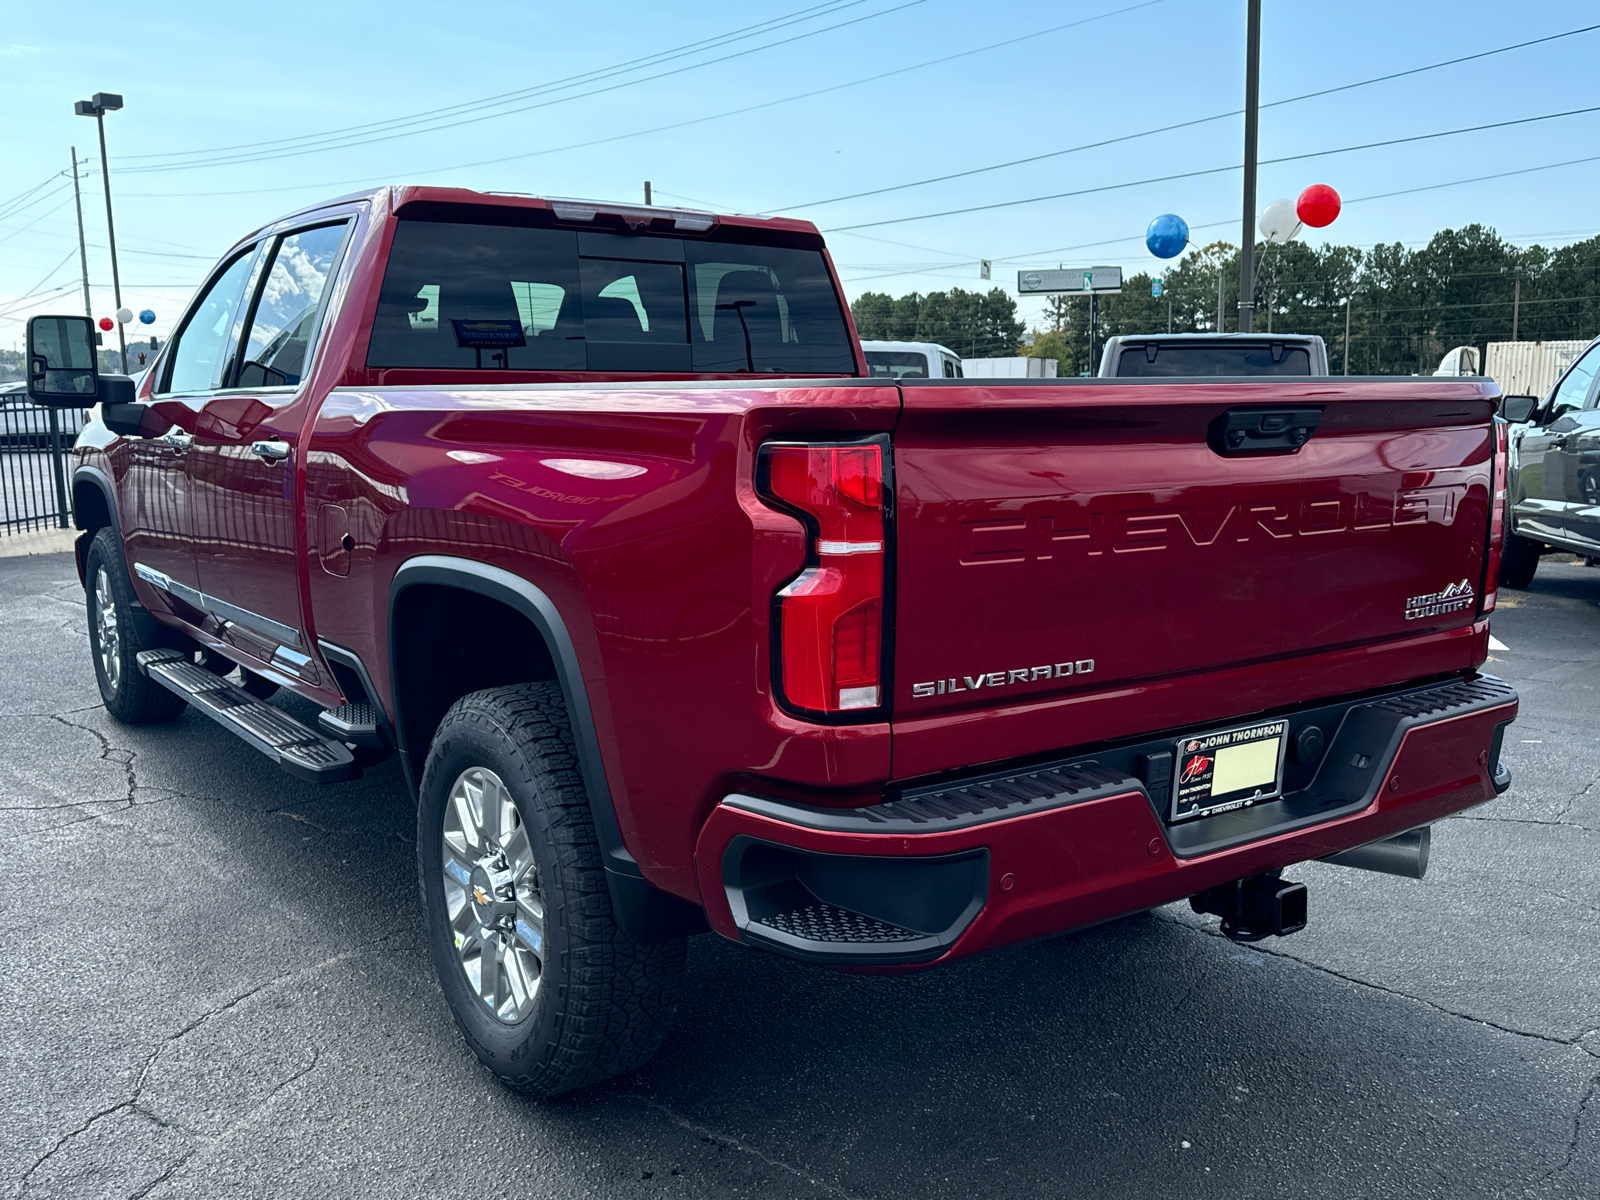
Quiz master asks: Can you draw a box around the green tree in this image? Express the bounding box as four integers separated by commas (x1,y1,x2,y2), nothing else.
1021,328,1073,374
850,291,893,340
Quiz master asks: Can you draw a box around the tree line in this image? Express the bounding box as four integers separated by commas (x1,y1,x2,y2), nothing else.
851,225,1600,376
849,287,1025,359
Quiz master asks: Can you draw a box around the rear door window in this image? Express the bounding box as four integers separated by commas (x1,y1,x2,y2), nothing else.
235,222,350,388
366,218,855,375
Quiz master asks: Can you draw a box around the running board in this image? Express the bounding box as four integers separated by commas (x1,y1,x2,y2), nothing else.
135,649,360,783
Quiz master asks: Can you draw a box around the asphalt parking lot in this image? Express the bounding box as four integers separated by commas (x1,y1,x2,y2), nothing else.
2,549,1597,1200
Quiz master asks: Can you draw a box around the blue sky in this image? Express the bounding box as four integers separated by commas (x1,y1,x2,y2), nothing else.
3,0,1598,345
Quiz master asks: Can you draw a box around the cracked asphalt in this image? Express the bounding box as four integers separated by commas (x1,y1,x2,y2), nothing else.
1,549,1597,1200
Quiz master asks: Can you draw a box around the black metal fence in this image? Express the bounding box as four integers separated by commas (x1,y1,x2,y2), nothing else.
0,387,90,536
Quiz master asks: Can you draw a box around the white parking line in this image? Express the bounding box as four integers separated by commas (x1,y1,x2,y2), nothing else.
1488,635,1510,651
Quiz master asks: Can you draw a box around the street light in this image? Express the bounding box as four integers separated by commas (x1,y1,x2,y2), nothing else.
74,91,127,373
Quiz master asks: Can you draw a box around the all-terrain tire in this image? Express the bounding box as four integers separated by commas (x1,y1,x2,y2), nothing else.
85,527,187,724
417,682,686,1097
1499,532,1542,590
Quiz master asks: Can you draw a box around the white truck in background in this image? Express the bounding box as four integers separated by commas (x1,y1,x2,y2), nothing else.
860,340,965,379
960,355,1059,379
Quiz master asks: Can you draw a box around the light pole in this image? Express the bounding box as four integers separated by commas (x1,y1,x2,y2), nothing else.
75,92,126,373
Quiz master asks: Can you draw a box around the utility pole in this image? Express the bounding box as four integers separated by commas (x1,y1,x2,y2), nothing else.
1216,266,1225,332
1343,295,1352,375
1512,271,1521,340
76,93,126,373
1237,0,1262,333
1088,292,1098,374
643,180,652,205
69,148,92,318
1167,297,1173,334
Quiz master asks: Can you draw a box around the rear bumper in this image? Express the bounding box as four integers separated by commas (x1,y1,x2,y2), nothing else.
694,674,1518,967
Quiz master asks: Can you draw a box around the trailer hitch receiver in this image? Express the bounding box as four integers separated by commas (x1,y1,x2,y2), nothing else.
1190,872,1307,942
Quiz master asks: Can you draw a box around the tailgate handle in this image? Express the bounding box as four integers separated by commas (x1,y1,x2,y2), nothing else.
1210,407,1322,455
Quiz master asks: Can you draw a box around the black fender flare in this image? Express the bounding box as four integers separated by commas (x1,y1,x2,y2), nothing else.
70,464,120,584
388,555,706,943
71,464,182,654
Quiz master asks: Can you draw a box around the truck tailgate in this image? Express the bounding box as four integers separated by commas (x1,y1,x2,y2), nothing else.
890,379,1497,779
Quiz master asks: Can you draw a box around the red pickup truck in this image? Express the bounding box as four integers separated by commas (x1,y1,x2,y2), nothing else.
26,186,1517,1097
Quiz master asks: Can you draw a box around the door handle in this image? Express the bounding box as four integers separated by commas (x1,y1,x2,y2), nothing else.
159,430,193,451
250,439,291,461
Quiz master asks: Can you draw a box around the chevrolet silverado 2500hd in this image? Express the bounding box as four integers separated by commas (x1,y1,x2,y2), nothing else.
24,187,1517,1097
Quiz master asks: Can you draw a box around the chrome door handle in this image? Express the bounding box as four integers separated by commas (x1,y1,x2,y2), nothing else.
250,439,291,461
159,429,192,450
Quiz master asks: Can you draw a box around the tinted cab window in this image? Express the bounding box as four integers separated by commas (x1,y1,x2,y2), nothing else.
864,351,929,379
367,219,855,375
1114,342,1311,377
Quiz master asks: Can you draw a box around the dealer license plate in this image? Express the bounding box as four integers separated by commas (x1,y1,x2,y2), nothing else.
1170,718,1289,822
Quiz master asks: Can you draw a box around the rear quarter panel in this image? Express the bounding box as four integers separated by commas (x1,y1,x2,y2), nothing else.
304,381,899,900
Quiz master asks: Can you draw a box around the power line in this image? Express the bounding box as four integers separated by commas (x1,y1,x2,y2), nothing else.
116,0,935,175
0,249,80,317
114,0,1165,202
0,199,74,250
116,0,871,165
771,21,1600,214
839,155,1600,288
826,105,1600,232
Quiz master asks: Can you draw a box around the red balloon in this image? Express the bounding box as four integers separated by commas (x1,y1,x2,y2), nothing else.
98,317,114,331
1297,184,1341,228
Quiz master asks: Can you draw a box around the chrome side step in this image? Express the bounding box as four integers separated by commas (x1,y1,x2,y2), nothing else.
135,649,359,783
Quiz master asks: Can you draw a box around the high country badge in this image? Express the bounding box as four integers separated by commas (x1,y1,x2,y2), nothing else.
1404,578,1475,621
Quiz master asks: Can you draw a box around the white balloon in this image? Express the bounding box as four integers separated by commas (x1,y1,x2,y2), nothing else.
115,307,134,324
1259,198,1301,245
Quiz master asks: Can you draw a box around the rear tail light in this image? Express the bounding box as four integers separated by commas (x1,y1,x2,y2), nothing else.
758,440,887,717
1482,417,1508,615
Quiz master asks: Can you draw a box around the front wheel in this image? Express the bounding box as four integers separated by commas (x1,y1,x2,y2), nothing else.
84,528,187,724
1499,532,1542,590
417,682,685,1097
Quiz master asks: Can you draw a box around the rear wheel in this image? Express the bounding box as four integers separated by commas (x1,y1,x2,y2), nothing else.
85,528,187,724
418,682,685,1097
1499,533,1542,590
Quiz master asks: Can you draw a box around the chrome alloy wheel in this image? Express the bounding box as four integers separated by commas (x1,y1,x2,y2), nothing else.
441,766,545,1023
93,566,121,693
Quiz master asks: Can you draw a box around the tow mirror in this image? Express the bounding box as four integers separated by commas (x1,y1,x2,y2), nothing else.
1500,394,1537,423
26,314,136,408
26,315,100,405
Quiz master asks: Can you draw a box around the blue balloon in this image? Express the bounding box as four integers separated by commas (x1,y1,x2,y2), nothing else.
138,308,156,324
1145,213,1189,259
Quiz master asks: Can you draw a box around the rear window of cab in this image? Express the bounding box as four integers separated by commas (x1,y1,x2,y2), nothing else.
367,219,857,375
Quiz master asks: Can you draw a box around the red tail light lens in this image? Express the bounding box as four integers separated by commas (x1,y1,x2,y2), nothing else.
1482,417,1508,615
760,442,886,716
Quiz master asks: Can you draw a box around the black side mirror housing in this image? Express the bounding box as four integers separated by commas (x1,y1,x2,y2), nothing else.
26,314,101,405
1501,394,1538,423
101,400,160,438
